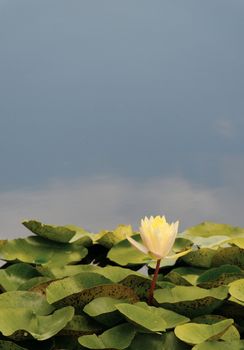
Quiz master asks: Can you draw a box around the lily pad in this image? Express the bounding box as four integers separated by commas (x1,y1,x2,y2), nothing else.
184,222,244,238
78,323,136,349
95,225,134,249
0,236,88,267
46,272,112,304
197,265,244,288
60,314,103,336
229,279,244,302
174,319,233,345
54,284,139,309
22,220,92,246
192,341,244,350
0,306,74,340
115,303,167,332
154,285,228,317
0,263,42,291
107,235,150,266
127,331,190,350
135,302,190,329
83,297,128,326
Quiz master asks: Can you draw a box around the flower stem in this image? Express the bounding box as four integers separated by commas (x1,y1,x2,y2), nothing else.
148,258,161,305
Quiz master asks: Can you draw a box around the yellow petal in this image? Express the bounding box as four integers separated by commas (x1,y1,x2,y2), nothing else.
126,236,149,255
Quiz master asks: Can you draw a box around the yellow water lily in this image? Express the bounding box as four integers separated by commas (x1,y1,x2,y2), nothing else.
127,215,179,259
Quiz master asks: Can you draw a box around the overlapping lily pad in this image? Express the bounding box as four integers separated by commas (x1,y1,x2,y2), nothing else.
0,219,243,349
0,236,88,267
78,323,136,349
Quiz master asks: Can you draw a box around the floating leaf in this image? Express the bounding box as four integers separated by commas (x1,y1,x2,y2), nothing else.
0,291,54,315
184,222,244,238
0,306,74,340
60,314,103,336
115,303,167,332
46,272,112,304
22,220,92,246
78,323,136,349
174,319,233,345
154,285,228,317
127,331,190,350
108,235,150,266
212,247,244,269
83,297,128,326
17,276,51,291
120,275,152,299
182,248,216,268
192,340,244,350
169,267,205,285
54,284,139,309
0,236,88,267
197,265,244,288
95,225,134,249
135,302,190,329
229,279,244,302
0,263,41,291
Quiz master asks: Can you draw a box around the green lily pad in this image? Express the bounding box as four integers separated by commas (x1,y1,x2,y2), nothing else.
229,279,244,302
168,267,205,285
197,265,244,288
0,291,54,315
135,302,190,329
127,331,190,350
182,248,216,268
53,284,139,309
0,306,74,340
212,247,244,269
60,314,103,336
154,285,228,317
192,315,240,342
78,323,136,349
120,275,152,300
192,340,244,350
0,236,88,267
22,220,92,246
115,303,167,332
46,272,112,304
17,276,52,291
95,225,134,249
108,235,150,266
0,263,42,291
184,222,244,238
83,297,128,326
174,319,233,345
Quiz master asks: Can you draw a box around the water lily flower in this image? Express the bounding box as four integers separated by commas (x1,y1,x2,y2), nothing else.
127,215,179,260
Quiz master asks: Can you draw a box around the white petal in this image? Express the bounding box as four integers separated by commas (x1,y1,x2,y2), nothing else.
126,236,149,255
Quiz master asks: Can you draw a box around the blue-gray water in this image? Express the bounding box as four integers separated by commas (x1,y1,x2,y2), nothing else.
0,0,244,238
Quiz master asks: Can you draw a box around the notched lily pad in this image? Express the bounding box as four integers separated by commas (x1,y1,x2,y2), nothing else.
60,314,103,336
174,319,233,345
0,263,42,291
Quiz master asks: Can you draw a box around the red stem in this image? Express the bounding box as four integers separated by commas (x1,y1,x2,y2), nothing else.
148,258,161,305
